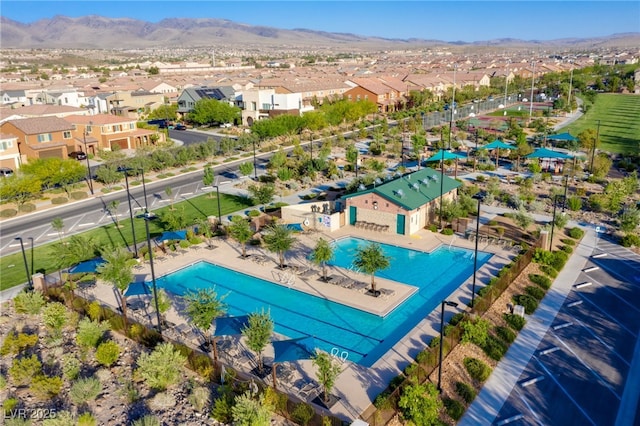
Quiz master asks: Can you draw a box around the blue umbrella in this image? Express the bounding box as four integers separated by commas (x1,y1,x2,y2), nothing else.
69,258,106,274
424,149,465,162
548,132,577,141
155,230,187,242
525,148,573,159
213,315,250,337
273,335,318,363
124,281,151,297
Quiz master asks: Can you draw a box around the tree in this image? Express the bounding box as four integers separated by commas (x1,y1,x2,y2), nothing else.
242,309,273,373
312,350,341,403
398,382,442,426
0,174,42,207
165,186,174,210
188,98,240,126
513,207,534,231
42,302,69,340
97,247,134,329
310,238,334,282
136,342,187,390
262,224,296,269
51,217,65,242
107,200,121,227
151,288,171,326
184,288,227,357
95,164,122,188
247,183,276,210
619,206,640,233
231,391,272,426
353,242,390,295
202,165,215,194
228,216,254,258
239,161,254,178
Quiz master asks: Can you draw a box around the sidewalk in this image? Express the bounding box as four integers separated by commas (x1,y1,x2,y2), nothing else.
458,227,596,425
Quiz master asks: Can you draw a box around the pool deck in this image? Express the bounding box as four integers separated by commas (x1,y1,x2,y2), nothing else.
85,225,515,422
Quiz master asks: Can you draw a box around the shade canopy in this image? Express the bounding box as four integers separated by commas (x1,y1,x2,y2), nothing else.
213,315,250,337
525,148,573,159
124,281,151,297
69,258,106,274
272,335,318,363
548,132,577,141
155,230,187,242
479,140,516,150
424,149,465,162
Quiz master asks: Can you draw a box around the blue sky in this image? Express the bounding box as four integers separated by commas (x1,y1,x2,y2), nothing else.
2,1,639,42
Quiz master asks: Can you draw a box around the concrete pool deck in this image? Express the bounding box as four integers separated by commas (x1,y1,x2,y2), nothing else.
85,225,515,422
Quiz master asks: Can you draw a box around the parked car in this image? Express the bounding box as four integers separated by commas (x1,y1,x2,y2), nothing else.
219,122,232,128
69,151,87,160
0,167,14,177
174,123,187,130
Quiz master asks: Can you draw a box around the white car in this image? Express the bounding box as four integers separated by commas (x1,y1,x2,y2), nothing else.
219,123,232,128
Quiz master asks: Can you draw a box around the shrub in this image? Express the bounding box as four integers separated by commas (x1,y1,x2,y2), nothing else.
248,209,262,217
70,376,102,405
188,386,211,412
550,250,569,271
87,301,103,321
10,355,42,386
444,397,465,420
532,248,555,265
495,326,517,344
560,245,573,254
136,342,186,390
42,302,68,337
529,274,552,290
621,234,640,248
148,392,176,411
30,375,63,399
18,203,36,212
449,312,465,326
70,191,88,200
427,224,438,232
525,286,546,301
513,294,539,314
455,381,476,404
0,374,6,390
460,318,491,347
504,314,527,331
3,397,19,415
51,197,69,205
441,228,454,235
566,196,582,211
561,238,576,246
131,415,161,426
567,227,584,239
77,412,97,426
76,318,109,348
464,357,492,382
13,290,46,315
95,341,121,367
481,335,508,361
291,402,315,426
540,264,558,278
211,393,234,423
0,331,38,356
0,208,18,217
62,355,81,380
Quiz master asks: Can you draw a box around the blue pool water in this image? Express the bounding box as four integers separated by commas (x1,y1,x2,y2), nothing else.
155,238,491,367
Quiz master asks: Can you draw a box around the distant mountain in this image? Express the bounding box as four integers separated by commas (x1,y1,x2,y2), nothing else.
1,15,639,50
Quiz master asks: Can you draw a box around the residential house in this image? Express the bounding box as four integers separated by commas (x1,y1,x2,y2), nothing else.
103,90,165,119
176,86,236,116
241,89,307,126
341,167,461,236
0,116,76,161
1,90,28,107
1,104,89,119
344,77,404,113
0,133,21,170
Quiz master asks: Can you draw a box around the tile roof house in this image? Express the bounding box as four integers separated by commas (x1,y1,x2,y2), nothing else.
344,77,406,113
0,116,76,161
0,132,21,170
341,167,461,235
176,86,236,115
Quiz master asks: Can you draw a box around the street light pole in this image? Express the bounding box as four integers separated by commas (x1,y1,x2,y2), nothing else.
28,237,34,279
529,60,536,122
15,237,32,288
213,185,222,228
439,149,445,230
550,194,558,251
472,198,481,308
591,120,600,174
83,129,94,195
438,300,458,392
252,139,258,180
142,212,162,335
120,168,139,259
448,64,457,150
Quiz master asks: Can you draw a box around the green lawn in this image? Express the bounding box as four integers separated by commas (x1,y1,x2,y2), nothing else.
0,192,254,291
563,94,640,154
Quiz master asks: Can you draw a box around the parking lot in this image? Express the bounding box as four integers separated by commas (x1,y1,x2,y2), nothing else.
492,235,640,425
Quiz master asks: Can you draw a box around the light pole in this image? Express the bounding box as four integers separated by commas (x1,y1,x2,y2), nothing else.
438,300,458,392
141,212,162,335
28,237,34,279
119,167,139,259
252,138,258,180
471,198,481,308
550,194,559,251
591,120,600,174
213,185,222,228
439,149,445,229
567,64,574,113
448,64,457,150
83,126,94,195
139,167,149,212
529,60,536,122
15,237,32,288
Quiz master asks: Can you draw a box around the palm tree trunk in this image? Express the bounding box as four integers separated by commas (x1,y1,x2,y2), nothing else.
322,263,327,281
119,292,129,331
370,275,376,293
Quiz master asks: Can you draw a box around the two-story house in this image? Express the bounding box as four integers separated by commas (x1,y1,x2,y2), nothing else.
176,86,236,117
344,77,404,113
0,116,77,160
240,88,308,126
0,133,21,170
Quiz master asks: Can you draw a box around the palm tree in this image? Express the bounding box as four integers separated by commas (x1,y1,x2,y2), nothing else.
97,247,135,330
262,224,296,269
310,238,334,282
184,288,227,358
227,216,253,258
353,242,390,296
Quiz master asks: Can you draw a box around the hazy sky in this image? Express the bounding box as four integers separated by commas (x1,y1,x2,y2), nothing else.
2,1,639,42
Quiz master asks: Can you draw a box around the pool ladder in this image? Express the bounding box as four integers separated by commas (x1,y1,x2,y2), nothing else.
331,347,349,362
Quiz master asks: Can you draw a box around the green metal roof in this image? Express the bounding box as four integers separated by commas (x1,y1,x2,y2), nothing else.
343,167,462,211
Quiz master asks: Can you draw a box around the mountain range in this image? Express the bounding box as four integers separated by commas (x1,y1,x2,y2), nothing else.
1,15,639,50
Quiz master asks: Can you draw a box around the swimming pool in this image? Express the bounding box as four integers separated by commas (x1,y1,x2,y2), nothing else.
155,238,491,367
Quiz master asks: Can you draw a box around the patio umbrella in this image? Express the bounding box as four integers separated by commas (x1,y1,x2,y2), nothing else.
478,140,516,168
211,315,250,361
525,148,573,173
548,132,577,142
272,335,318,389
69,257,106,274
155,230,187,242
124,281,151,297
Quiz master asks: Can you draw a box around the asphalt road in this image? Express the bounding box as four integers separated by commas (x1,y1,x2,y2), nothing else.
492,236,640,426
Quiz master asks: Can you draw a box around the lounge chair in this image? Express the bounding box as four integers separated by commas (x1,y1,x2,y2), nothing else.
379,288,395,299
